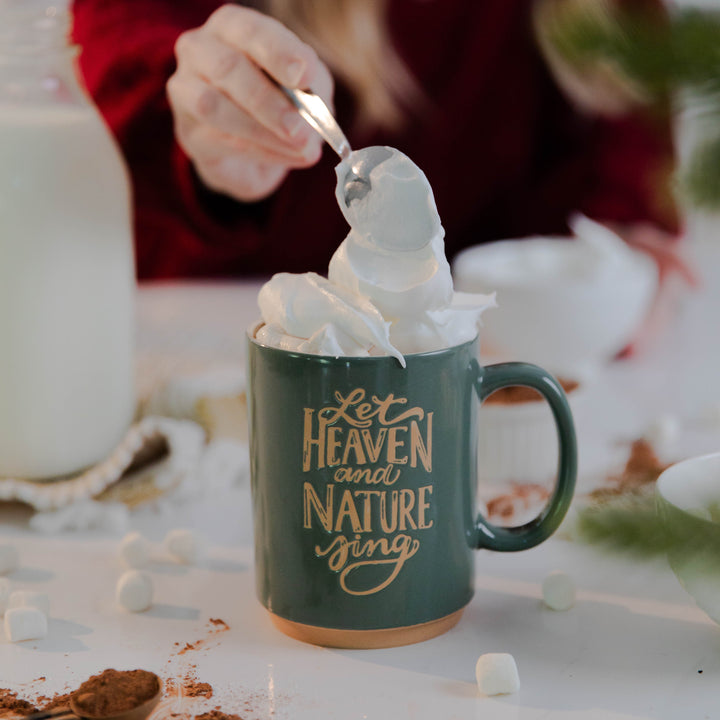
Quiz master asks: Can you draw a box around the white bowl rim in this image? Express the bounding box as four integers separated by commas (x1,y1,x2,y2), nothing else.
452,236,657,290
656,452,720,516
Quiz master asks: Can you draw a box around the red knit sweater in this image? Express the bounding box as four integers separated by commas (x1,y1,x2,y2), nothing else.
72,0,678,279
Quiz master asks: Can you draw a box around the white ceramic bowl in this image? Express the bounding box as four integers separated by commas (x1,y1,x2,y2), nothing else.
453,233,658,377
656,453,720,626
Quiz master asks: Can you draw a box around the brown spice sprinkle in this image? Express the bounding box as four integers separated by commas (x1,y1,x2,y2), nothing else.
588,438,670,503
623,438,666,478
484,378,579,405
34,693,72,713
487,482,550,521
177,641,201,655
165,669,214,701
195,711,244,720
173,619,230,658
184,681,213,699
0,689,73,718
73,669,160,717
0,688,38,717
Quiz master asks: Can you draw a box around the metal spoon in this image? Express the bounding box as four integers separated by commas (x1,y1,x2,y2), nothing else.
279,85,351,161
278,86,391,205
26,674,162,720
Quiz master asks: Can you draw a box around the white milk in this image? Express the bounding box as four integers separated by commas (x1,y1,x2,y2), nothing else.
0,104,135,478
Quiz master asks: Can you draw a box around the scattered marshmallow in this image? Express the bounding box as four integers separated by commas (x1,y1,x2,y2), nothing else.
116,570,153,613
4,607,48,643
476,653,520,695
119,532,152,569
542,570,576,611
0,544,19,575
164,529,205,565
0,578,10,615
8,591,51,617
644,414,680,454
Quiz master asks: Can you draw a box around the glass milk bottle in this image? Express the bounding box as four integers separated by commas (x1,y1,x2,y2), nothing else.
0,1,135,479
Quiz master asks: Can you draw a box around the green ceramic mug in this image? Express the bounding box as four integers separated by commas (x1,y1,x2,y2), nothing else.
247,328,576,648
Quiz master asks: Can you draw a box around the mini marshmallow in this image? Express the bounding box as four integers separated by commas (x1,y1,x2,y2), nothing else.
8,591,51,617
0,577,10,615
4,607,48,643
119,532,152,569
163,529,205,565
476,653,520,695
116,570,153,613
0,544,19,575
542,570,576,611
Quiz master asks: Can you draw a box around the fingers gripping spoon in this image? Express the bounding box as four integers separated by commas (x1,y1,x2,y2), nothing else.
279,85,391,205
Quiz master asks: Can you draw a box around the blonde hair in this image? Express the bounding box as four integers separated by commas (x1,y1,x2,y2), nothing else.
264,0,422,130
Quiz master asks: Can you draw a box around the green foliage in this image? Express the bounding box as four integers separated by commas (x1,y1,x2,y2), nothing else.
574,492,720,565
547,6,720,208
684,132,720,208
574,493,671,558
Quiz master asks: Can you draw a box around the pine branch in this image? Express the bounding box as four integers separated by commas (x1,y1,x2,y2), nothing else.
573,493,672,558
545,5,720,208
548,8,720,95
573,490,720,564
685,132,720,208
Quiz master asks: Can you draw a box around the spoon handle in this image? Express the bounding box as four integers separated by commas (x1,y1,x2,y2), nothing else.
279,86,351,160
24,707,76,720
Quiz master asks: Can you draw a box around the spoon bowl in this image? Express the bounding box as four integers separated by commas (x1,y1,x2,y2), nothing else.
341,146,394,206
26,672,162,720
70,684,162,720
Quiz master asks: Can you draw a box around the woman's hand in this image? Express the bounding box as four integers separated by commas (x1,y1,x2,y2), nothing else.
610,222,699,358
612,222,698,288
167,5,333,202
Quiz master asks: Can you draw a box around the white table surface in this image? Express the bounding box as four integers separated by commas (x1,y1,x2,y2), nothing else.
2,232,720,720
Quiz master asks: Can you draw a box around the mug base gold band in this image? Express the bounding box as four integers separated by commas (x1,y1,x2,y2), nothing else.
268,608,465,649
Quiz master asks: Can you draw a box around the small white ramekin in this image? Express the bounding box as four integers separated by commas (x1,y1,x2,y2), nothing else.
477,382,584,486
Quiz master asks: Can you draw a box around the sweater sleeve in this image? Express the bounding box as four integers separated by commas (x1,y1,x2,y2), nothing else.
579,109,680,234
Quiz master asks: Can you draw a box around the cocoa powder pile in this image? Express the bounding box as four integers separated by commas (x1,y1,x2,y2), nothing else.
0,688,37,716
72,669,159,717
